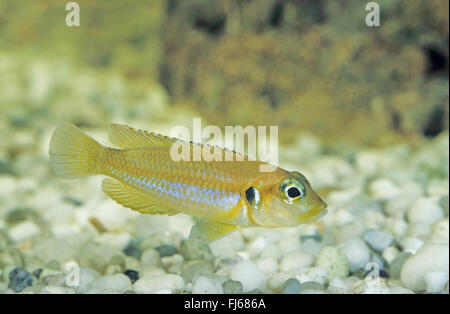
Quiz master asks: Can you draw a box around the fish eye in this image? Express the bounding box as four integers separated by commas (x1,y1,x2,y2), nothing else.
287,186,301,198
279,179,306,204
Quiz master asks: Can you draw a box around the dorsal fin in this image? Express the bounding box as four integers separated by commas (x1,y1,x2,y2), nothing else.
109,123,179,149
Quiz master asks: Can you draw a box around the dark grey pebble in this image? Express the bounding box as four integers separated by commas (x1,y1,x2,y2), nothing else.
5,207,37,225
281,278,301,294
179,239,214,261
63,196,84,206
300,234,323,243
32,268,43,279
8,268,34,292
216,256,242,270
124,269,139,284
245,289,263,294
9,114,29,128
123,238,143,259
440,195,449,215
222,279,243,294
390,252,413,279
300,281,325,291
0,160,15,176
155,244,177,257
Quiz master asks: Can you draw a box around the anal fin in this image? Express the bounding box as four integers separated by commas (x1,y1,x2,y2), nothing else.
102,178,178,216
189,220,237,242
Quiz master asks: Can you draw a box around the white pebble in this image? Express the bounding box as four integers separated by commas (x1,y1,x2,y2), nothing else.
387,218,408,238
333,210,355,226
316,247,349,279
407,223,432,239
124,256,142,272
399,237,424,254
256,257,278,274
306,157,350,186
168,214,194,238
0,177,18,199
77,268,101,293
210,232,246,257
384,182,424,217
407,197,444,225
161,254,184,274
140,248,161,268
278,235,301,255
247,237,266,258
400,244,449,292
382,247,399,264
240,228,282,243
340,238,370,272
192,276,223,294
266,273,292,293
279,252,314,273
355,151,383,176
327,186,361,204
368,179,399,201
300,239,323,257
328,277,347,293
297,267,328,286
431,218,449,244
34,238,78,264
299,288,326,294
336,222,364,243
40,286,76,294
342,276,361,290
390,285,414,294
424,271,449,293
87,274,131,294
141,266,166,277
363,210,386,230
95,232,131,250
133,274,184,293
155,289,173,294
230,261,267,292
260,243,283,259
363,230,394,252
235,251,250,261
8,221,41,242
362,283,391,294
426,179,449,197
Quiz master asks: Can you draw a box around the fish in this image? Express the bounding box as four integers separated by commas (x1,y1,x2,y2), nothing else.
49,123,327,242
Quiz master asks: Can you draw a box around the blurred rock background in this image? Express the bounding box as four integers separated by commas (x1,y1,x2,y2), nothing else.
0,0,448,152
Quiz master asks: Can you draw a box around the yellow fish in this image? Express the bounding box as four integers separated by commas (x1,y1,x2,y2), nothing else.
49,123,327,242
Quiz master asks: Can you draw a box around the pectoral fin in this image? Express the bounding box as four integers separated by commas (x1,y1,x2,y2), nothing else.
189,220,237,242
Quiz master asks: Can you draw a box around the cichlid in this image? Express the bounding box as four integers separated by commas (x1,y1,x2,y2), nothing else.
49,123,327,242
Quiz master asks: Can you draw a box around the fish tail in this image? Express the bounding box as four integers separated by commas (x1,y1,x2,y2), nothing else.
49,123,103,179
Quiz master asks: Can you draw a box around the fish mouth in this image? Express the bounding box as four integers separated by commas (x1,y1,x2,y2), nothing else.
313,208,328,220
298,206,328,224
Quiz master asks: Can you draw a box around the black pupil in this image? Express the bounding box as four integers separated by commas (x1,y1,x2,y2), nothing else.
245,187,255,205
287,187,301,198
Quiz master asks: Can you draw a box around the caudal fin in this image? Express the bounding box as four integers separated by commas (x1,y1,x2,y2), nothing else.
49,123,103,179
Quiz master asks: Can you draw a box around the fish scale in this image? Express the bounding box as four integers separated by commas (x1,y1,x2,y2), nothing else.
100,147,246,219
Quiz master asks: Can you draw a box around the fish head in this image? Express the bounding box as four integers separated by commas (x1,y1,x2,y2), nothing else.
246,170,327,227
